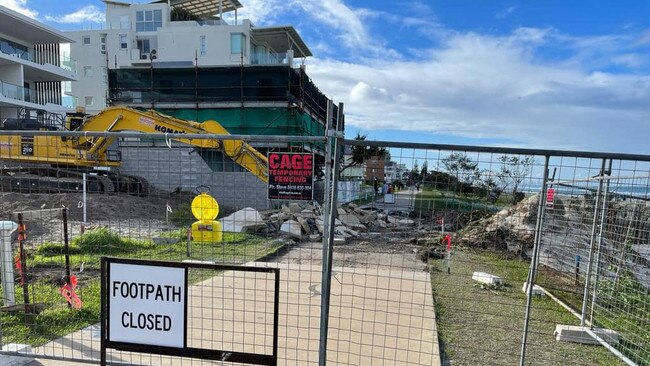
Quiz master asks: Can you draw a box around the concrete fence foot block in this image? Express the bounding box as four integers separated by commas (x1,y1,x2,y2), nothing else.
554,325,619,345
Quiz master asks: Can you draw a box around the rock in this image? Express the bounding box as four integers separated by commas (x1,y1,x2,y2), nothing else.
358,212,378,224
377,213,387,220
269,212,292,221
300,209,316,216
347,203,358,209
222,208,266,233
334,236,347,244
281,220,303,239
334,226,351,237
288,202,303,213
315,218,325,233
337,208,348,215
345,228,360,237
339,213,361,226
306,218,320,234
377,220,387,228
386,216,399,224
398,219,415,225
296,217,313,234
417,246,445,262
309,234,321,242
281,204,291,213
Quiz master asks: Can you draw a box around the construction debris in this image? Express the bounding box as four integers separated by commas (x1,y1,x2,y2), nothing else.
242,201,425,242
472,272,505,286
222,207,266,233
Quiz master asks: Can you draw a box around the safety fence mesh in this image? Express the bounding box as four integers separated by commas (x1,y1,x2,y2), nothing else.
0,129,648,365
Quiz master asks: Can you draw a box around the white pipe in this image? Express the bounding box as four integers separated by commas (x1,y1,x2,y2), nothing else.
0,221,18,306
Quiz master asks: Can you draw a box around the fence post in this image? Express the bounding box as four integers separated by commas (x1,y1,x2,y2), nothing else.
580,158,607,326
589,159,612,325
519,155,549,366
319,100,337,366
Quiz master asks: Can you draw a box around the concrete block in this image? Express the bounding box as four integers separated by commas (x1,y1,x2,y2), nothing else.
554,325,619,345
222,207,266,233
308,234,321,242
1,344,32,354
281,220,302,239
334,236,347,244
339,213,361,226
522,282,545,296
288,203,303,213
472,272,505,286
296,216,312,234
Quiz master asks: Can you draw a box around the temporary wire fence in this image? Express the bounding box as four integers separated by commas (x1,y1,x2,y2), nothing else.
0,128,648,366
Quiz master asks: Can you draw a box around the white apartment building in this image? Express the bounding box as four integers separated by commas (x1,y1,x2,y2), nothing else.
0,5,77,122
68,0,312,113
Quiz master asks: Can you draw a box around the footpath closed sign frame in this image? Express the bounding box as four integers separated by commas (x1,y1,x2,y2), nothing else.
101,257,280,366
267,152,314,200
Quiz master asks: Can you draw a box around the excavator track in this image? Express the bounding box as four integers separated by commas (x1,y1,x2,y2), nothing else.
0,166,149,195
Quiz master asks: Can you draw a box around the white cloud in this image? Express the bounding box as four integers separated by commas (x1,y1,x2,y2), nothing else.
44,5,104,24
0,0,38,19
305,29,650,153
222,0,283,25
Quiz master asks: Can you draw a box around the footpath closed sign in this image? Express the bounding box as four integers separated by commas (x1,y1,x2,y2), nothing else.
107,261,186,348
268,152,314,200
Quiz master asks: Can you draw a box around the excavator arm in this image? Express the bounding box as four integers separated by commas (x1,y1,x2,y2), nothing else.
71,107,268,183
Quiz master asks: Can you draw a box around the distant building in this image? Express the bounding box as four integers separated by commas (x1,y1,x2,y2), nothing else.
64,0,341,207
0,5,76,125
365,156,385,182
67,0,338,142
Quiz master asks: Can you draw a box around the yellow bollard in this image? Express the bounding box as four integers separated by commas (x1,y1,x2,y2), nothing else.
190,193,222,243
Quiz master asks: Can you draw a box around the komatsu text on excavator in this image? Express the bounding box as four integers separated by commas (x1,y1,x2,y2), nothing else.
0,107,268,195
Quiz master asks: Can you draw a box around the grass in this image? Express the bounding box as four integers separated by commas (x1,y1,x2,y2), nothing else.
429,248,624,365
413,188,510,215
0,227,284,347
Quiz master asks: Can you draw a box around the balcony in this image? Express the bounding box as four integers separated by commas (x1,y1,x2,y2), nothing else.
250,52,291,66
0,37,77,72
0,80,68,108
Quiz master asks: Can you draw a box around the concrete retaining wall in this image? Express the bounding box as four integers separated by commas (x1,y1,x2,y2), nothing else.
117,145,270,210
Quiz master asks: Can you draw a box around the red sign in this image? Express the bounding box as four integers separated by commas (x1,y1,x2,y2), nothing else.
267,153,314,200
546,188,555,208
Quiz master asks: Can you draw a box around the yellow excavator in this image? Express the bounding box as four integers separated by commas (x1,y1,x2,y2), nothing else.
0,107,268,194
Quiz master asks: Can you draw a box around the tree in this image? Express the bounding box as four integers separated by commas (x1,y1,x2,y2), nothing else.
499,155,535,202
420,161,428,180
442,152,479,184
339,133,387,173
411,160,420,182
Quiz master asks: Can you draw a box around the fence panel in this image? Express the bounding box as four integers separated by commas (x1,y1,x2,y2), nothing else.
0,128,649,366
0,130,328,365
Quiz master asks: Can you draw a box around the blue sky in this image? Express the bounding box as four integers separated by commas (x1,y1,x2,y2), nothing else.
2,0,650,154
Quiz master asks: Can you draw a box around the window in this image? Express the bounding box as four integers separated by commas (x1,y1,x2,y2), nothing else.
83,36,91,45
102,67,108,84
85,96,93,106
230,33,246,54
200,35,206,56
136,9,163,32
119,34,128,49
83,66,93,77
100,34,107,54
137,39,151,54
